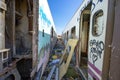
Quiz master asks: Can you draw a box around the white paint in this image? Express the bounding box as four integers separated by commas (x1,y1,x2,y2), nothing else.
39,0,56,34
37,0,56,75
62,0,109,79
88,0,109,79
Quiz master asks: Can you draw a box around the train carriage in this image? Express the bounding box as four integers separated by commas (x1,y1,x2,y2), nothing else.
0,0,57,80
37,0,57,79
62,0,120,80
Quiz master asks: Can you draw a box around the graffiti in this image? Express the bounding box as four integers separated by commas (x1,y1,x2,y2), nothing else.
92,0,103,11
39,7,51,27
92,3,95,12
90,39,104,64
80,0,91,12
97,0,103,4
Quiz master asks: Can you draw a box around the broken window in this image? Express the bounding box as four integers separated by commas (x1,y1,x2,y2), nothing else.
92,10,104,36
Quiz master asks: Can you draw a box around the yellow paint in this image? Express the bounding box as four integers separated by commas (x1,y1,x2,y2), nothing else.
59,39,78,80
52,55,58,59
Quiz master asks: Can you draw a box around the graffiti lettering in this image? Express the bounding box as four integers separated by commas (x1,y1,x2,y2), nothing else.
92,0,103,11
39,7,51,27
90,39,104,64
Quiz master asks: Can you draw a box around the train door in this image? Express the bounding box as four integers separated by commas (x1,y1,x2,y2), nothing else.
88,0,109,80
79,2,91,79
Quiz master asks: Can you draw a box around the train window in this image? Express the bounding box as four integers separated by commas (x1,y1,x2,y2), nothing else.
42,29,44,37
71,26,76,39
67,31,69,40
51,27,53,38
92,10,104,36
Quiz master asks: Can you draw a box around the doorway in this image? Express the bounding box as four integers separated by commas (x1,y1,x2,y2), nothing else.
79,3,92,78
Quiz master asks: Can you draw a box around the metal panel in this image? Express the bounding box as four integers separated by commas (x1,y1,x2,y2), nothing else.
59,39,78,80
109,0,120,80
88,0,109,80
101,0,115,80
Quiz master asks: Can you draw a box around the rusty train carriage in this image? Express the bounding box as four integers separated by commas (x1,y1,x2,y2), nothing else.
62,0,120,80
0,0,38,80
0,0,57,80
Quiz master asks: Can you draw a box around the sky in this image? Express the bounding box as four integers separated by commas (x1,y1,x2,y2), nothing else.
48,0,83,35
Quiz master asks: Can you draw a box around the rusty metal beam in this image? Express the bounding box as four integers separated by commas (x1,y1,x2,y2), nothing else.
30,0,39,78
0,58,21,77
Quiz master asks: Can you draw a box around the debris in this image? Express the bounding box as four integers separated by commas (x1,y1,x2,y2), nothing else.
65,66,79,78
42,39,81,80
55,68,59,80
46,65,56,80
49,59,60,66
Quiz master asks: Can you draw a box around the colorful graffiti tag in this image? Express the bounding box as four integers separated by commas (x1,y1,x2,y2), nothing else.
39,7,51,27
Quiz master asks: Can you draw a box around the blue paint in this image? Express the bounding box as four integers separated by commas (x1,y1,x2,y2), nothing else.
39,7,51,27
38,31,51,60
